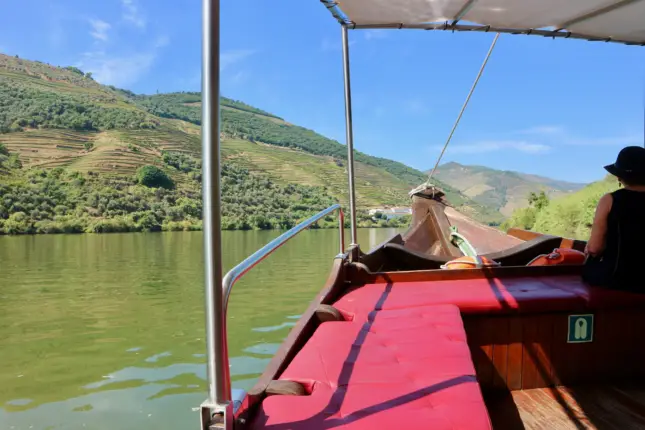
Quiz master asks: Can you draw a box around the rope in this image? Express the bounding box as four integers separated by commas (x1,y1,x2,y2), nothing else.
427,33,500,183
449,226,478,257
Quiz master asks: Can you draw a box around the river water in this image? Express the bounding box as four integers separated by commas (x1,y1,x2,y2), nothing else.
0,228,398,430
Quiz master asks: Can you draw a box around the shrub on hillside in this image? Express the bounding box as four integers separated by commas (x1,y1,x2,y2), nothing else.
3,212,34,234
502,177,619,239
135,165,175,189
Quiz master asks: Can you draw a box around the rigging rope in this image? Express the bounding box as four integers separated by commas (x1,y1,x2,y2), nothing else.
427,33,501,183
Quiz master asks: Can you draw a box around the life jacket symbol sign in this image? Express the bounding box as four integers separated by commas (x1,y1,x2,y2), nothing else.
567,314,594,343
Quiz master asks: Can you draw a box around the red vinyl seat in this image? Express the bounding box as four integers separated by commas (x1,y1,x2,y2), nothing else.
252,305,492,430
333,276,590,321
540,277,645,310
333,276,645,322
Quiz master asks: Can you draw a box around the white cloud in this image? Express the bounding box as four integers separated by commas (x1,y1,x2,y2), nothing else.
404,99,430,115
154,35,170,49
78,51,156,87
435,140,551,155
220,49,254,70
321,38,336,52
519,125,641,146
121,0,146,29
89,19,111,42
229,70,251,85
562,134,642,146
364,30,387,41
519,125,564,135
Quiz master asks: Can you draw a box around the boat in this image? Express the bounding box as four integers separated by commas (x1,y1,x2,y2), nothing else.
198,0,645,428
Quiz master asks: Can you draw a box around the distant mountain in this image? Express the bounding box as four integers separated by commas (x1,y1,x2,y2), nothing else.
432,162,586,217
0,53,503,234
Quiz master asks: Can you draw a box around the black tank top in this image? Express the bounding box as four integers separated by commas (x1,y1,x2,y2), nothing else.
597,188,645,290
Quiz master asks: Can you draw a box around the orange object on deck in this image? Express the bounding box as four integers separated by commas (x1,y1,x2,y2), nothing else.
527,248,586,266
442,256,500,270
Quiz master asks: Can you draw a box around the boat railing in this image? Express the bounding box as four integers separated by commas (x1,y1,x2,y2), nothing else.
201,203,345,427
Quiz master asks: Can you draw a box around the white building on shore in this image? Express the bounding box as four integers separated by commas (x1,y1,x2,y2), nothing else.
368,207,412,220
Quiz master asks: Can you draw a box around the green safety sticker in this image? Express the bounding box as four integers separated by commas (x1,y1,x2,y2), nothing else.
567,314,594,343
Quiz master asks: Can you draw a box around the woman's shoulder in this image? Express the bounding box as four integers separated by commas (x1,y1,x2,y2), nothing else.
597,193,613,213
599,192,614,203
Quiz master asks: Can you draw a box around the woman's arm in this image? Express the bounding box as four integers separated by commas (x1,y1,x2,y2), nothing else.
586,193,613,256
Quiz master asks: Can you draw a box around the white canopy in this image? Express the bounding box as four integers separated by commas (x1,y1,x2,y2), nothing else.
322,0,645,45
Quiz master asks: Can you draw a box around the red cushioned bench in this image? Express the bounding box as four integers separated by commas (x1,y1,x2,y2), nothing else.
252,305,492,430
333,276,645,321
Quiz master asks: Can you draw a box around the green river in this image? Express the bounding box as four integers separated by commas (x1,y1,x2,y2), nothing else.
0,228,398,430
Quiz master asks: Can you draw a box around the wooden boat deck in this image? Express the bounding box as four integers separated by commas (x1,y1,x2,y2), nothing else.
485,384,645,429
444,207,523,254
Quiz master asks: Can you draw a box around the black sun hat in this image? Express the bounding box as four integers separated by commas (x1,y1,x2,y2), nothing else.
604,146,645,181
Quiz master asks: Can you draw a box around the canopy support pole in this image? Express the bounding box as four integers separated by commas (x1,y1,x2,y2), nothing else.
201,0,233,428
341,25,358,248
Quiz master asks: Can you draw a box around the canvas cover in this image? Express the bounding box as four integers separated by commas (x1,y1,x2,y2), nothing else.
324,0,645,44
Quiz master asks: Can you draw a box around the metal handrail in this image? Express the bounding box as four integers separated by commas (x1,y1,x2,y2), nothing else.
204,204,345,411
223,204,345,310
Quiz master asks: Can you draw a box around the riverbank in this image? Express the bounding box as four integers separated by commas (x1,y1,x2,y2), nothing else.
0,216,408,235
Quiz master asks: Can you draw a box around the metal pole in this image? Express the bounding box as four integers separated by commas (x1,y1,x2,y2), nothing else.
338,209,345,254
202,0,231,411
341,25,358,247
428,33,500,181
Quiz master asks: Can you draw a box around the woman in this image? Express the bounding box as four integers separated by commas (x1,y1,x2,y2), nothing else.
583,146,645,290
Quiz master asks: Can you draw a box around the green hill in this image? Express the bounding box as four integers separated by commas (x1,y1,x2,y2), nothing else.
433,162,585,216
0,52,501,234
501,175,619,239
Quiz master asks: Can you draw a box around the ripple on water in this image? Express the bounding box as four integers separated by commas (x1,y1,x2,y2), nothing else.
6,399,33,407
243,343,281,356
251,322,296,333
144,352,172,363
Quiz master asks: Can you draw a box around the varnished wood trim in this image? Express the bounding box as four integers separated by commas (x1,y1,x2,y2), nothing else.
507,228,543,241
506,228,587,253
348,264,583,285
559,238,587,253
265,380,307,397
237,258,347,423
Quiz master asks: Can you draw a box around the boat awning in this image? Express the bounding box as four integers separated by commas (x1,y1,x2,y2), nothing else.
321,0,645,45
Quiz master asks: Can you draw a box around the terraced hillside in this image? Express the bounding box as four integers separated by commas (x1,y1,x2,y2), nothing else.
0,53,504,234
434,162,585,216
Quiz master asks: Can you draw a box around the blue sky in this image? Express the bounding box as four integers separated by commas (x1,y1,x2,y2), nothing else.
1,0,643,183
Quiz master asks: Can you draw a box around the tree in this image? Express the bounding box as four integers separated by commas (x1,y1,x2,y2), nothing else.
6,154,22,169
528,191,549,211
85,72,93,80
0,143,8,156
135,165,175,189
65,66,84,75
